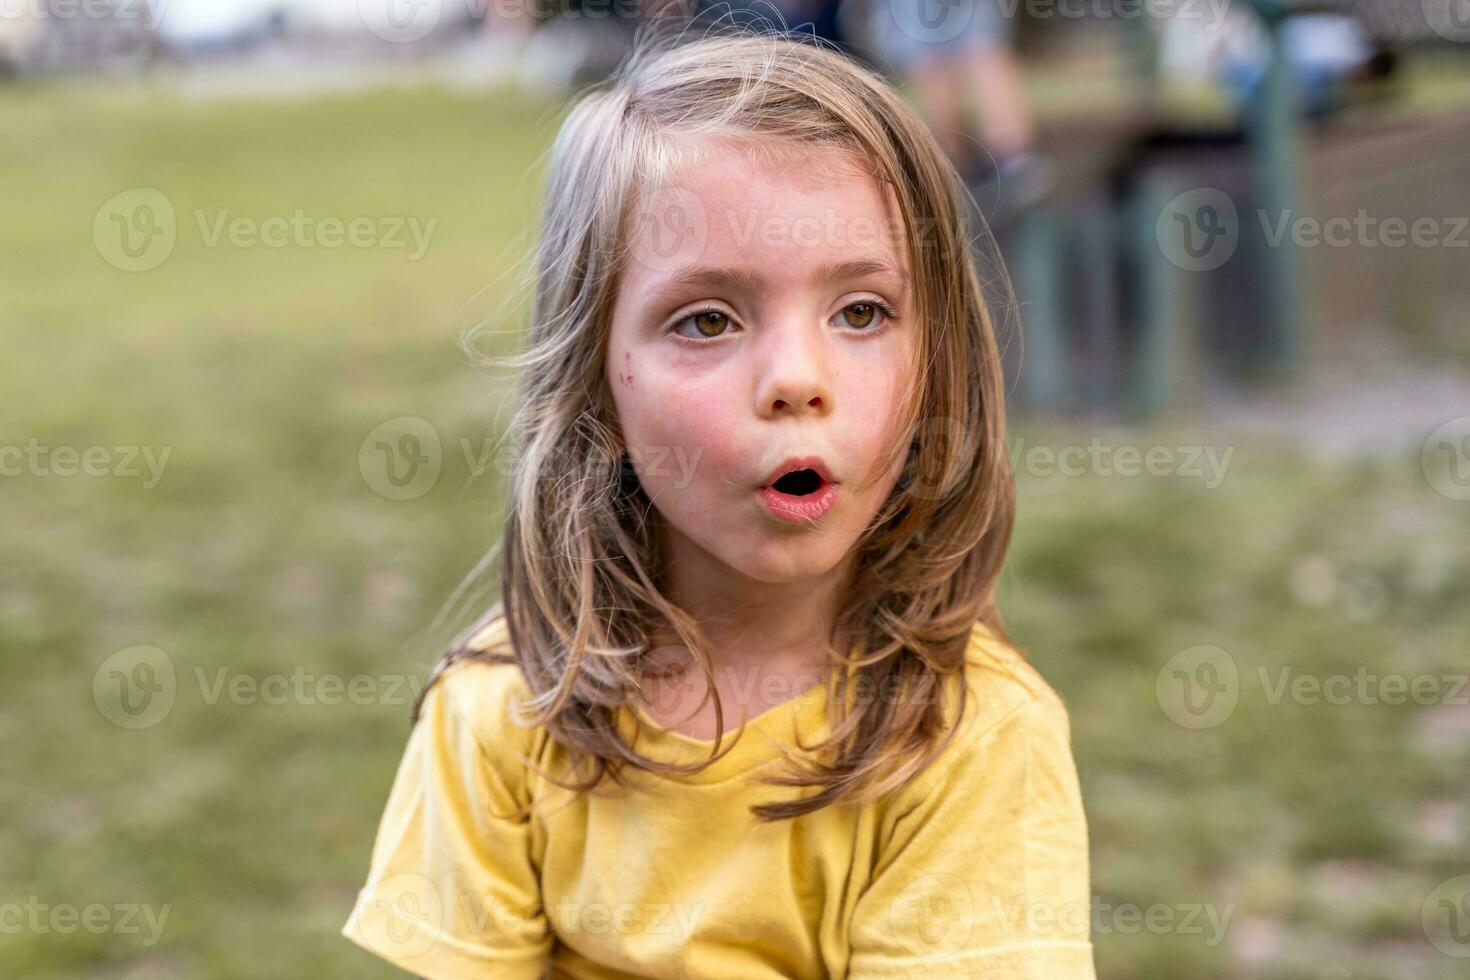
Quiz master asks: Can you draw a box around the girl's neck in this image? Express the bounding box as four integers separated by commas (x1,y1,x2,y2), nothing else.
656,524,854,676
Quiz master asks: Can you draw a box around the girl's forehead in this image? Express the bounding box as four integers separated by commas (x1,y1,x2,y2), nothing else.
661,132,884,193
626,134,913,280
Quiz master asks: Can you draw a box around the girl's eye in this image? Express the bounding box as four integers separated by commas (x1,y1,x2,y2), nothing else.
671,309,732,341
668,300,896,342
833,300,894,331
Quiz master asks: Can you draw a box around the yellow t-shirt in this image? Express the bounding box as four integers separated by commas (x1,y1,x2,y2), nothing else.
342,618,1095,979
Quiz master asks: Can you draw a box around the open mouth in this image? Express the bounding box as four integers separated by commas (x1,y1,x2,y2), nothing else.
770,468,825,496
758,462,839,523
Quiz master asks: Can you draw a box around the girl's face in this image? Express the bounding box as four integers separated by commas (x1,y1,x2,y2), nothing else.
606,140,918,586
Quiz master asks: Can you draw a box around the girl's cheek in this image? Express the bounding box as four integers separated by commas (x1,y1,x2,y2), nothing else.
631,368,745,476
836,359,910,479
672,394,745,474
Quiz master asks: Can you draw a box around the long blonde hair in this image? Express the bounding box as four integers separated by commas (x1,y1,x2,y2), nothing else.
418,24,1017,821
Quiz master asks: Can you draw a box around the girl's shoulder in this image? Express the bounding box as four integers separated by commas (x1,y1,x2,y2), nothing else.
420,614,545,756
917,621,1076,781
874,622,1082,829
961,620,1070,722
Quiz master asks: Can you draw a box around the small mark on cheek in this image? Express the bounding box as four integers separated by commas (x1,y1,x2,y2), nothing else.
617,351,635,388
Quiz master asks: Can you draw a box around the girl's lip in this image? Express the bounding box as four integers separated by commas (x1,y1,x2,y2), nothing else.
758,480,839,523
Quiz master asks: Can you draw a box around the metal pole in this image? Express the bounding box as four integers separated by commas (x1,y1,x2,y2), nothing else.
1243,0,1305,376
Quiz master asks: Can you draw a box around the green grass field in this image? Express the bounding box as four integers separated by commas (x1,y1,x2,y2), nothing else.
3,79,1468,979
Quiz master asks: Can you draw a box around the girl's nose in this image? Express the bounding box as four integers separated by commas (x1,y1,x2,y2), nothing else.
754,319,834,419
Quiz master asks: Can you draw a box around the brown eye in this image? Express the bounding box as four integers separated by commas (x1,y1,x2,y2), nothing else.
836,302,879,330
673,310,730,340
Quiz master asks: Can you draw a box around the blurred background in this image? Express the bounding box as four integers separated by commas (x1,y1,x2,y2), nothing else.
4,0,1469,976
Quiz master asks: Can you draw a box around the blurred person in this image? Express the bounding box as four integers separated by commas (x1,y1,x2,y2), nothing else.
1159,4,1387,122
869,0,1045,215
341,27,1093,980
466,0,541,88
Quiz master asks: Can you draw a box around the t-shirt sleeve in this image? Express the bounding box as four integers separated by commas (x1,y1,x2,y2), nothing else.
341,664,551,980
848,693,1096,979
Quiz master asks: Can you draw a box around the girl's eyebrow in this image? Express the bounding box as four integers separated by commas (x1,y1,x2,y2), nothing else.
645,258,909,305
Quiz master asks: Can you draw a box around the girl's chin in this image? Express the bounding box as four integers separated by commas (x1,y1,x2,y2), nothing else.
724,544,848,584
658,512,851,582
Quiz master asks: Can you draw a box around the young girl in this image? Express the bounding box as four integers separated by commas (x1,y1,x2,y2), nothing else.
343,27,1093,979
